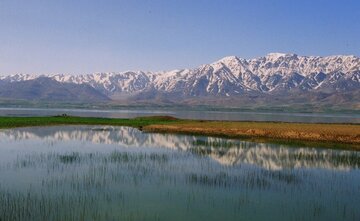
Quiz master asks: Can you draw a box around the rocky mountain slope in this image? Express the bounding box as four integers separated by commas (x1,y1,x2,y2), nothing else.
0,77,110,102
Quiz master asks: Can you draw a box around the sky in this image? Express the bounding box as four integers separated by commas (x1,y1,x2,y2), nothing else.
0,0,359,74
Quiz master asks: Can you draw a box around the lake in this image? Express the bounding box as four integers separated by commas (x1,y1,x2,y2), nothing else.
0,107,359,123
0,126,359,221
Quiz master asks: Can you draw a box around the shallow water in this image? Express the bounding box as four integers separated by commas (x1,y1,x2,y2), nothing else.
0,126,359,221
0,107,359,123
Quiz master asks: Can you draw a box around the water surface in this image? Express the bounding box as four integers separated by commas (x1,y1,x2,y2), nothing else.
0,107,359,123
0,126,359,221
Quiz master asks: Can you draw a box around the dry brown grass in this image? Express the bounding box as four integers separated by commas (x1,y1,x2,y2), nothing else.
1,116,359,149
144,121,360,146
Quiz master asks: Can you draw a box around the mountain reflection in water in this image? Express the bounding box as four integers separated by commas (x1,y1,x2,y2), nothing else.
1,126,359,171
0,126,359,221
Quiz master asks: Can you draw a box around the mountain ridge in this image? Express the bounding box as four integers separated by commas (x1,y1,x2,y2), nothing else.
0,53,359,107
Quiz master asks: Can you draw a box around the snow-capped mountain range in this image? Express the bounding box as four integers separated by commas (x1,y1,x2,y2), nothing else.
0,53,359,105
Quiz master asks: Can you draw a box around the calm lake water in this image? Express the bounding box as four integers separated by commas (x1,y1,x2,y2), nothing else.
0,107,359,123
0,126,359,221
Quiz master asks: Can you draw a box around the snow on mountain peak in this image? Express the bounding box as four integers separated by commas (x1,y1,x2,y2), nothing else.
0,53,359,98
265,52,295,60
217,55,239,63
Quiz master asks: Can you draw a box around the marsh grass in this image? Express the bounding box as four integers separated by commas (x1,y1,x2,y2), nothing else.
1,142,360,220
59,153,80,164
144,121,360,149
0,116,179,129
1,154,357,221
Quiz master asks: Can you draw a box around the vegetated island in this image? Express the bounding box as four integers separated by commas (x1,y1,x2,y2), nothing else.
0,115,359,150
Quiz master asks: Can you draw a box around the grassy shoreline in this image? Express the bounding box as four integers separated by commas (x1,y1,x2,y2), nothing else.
0,116,359,150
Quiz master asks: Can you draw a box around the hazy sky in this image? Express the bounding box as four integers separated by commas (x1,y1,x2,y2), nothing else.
0,0,359,74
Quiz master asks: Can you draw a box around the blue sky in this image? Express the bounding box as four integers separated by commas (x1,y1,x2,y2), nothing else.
0,0,359,74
